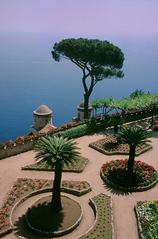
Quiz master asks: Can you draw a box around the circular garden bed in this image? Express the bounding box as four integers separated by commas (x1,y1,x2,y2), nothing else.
25,195,82,236
100,159,158,192
0,178,91,237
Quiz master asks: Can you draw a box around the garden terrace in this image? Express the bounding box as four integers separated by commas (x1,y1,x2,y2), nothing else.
0,132,158,238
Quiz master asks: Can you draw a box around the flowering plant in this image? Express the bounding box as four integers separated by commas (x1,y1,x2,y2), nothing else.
136,200,158,238
61,124,68,129
4,140,14,147
15,136,24,145
24,135,35,142
101,159,158,189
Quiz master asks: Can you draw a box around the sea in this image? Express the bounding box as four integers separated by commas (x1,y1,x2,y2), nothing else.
0,33,158,143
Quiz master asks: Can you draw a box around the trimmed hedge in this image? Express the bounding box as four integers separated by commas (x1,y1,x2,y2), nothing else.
54,124,90,138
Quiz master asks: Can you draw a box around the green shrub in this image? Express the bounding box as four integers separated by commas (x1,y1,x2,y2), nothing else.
54,124,89,138
86,119,105,133
130,89,146,98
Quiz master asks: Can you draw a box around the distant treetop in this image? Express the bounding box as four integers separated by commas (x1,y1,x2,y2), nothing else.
52,38,124,69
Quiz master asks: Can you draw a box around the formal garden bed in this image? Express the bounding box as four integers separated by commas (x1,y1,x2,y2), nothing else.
89,135,152,155
22,156,89,173
79,193,113,239
0,178,91,237
100,159,158,192
135,200,158,239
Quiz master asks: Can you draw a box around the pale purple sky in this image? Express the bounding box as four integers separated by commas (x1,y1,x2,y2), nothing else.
0,0,158,37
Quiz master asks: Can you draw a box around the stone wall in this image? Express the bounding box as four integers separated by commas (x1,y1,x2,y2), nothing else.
0,141,34,160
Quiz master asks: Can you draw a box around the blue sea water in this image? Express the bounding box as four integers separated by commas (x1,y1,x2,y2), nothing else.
0,33,158,143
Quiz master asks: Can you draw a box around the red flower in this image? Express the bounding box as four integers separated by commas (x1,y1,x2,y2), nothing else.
144,175,149,180
5,140,14,147
24,135,33,142
15,136,24,145
112,166,117,171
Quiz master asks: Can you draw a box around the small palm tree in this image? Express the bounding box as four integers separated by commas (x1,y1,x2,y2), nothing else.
111,115,124,134
117,126,150,177
35,136,80,211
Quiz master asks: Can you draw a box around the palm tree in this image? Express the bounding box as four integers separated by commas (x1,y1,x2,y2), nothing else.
35,136,80,212
116,126,150,177
111,115,124,134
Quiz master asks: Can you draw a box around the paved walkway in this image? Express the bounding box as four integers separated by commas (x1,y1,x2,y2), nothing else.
0,132,158,239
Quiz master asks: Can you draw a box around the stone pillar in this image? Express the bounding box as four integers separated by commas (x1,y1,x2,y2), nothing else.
77,102,93,121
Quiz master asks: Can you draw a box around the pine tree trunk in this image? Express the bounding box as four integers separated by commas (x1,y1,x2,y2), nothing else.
127,145,136,177
84,93,90,119
52,163,62,211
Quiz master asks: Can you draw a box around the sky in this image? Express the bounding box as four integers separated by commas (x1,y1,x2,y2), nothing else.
0,0,158,38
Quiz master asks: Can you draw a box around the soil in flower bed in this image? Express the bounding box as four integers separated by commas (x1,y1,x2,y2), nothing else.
90,135,152,155
26,195,82,236
136,200,158,239
101,159,158,192
22,156,89,173
0,178,91,236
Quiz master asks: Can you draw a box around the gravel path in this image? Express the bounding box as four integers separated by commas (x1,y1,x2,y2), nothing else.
0,133,158,239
